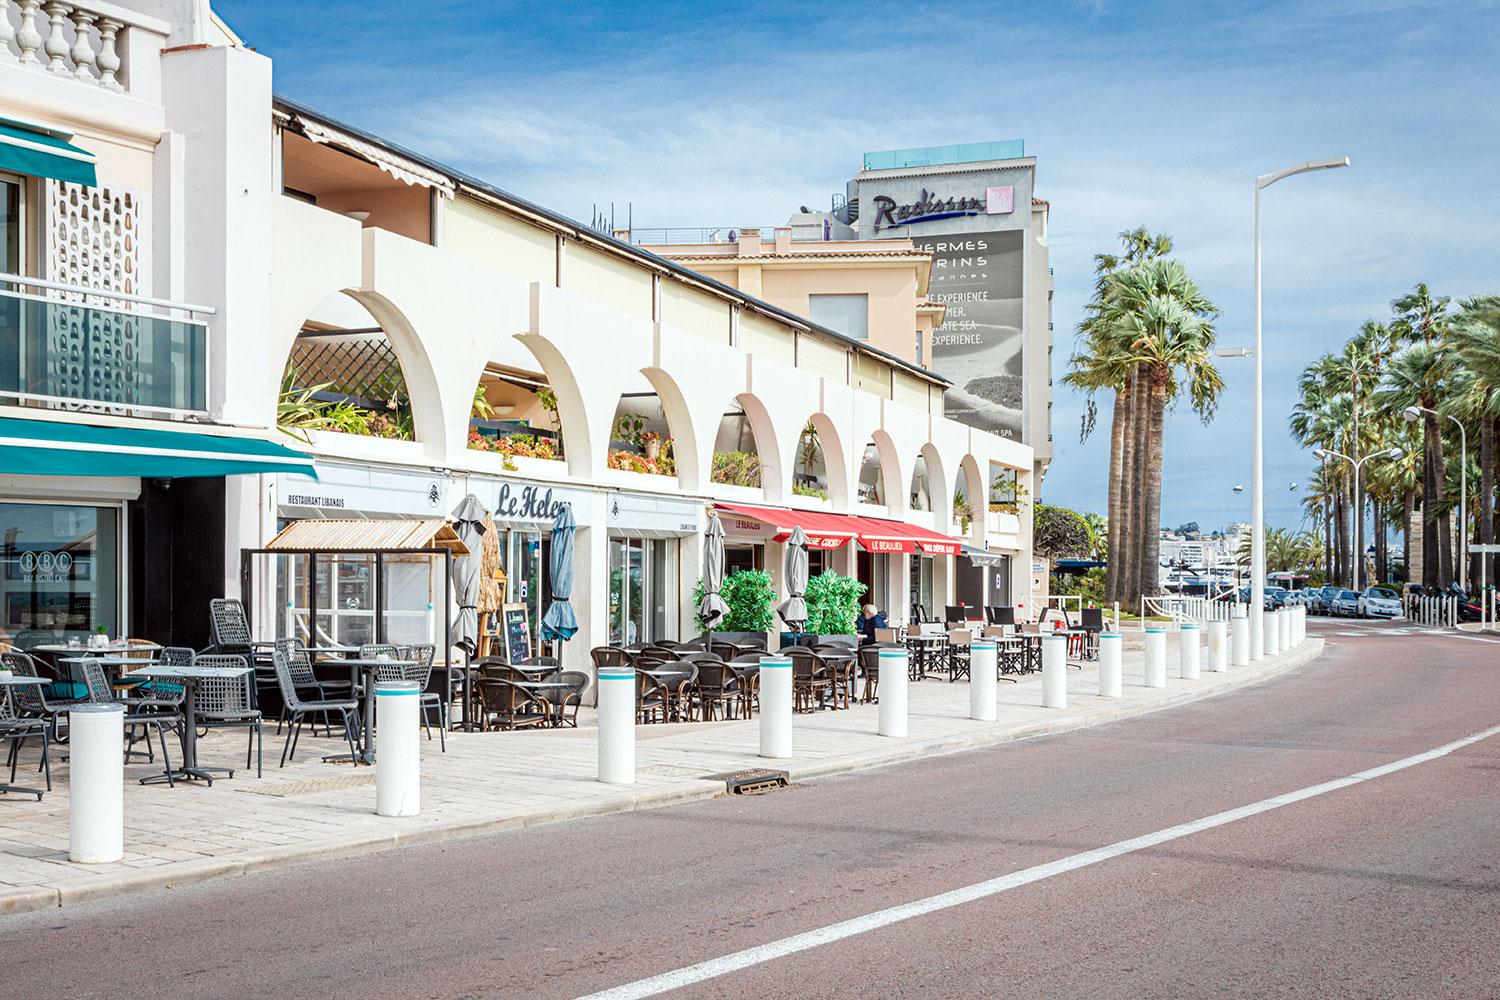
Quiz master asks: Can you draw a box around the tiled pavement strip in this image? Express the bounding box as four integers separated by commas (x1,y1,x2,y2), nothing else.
0,638,1323,914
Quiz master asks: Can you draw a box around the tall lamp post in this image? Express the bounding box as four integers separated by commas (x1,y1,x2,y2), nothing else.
1252,156,1350,659
1403,405,1467,588
1315,446,1403,590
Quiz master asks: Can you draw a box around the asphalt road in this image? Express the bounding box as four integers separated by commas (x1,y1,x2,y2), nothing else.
7,617,1498,1000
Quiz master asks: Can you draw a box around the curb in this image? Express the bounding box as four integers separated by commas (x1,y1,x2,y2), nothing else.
1,640,1323,915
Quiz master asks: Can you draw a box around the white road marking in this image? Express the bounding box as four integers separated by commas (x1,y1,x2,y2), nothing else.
575,722,1500,1000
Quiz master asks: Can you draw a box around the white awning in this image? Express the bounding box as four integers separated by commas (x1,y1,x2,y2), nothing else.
295,116,455,196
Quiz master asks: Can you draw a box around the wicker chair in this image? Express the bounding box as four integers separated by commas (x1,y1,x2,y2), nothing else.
810,643,856,708
475,677,551,730
80,660,182,785
691,660,741,721
590,646,631,670
785,648,832,713
192,654,264,778
634,670,669,725
1,681,50,798
271,648,360,767
547,670,589,728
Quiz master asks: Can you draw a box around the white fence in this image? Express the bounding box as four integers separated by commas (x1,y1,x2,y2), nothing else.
1403,594,1458,628
1144,595,1242,628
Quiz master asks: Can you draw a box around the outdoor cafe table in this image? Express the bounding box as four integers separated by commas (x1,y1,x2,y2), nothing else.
130,664,252,784
509,678,576,726
0,675,51,799
903,633,947,681
329,658,414,765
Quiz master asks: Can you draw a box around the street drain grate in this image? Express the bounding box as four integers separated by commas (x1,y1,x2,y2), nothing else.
638,764,707,778
236,774,378,797
701,768,790,795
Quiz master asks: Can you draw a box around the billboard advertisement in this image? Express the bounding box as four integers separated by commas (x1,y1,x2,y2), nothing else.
913,230,1025,439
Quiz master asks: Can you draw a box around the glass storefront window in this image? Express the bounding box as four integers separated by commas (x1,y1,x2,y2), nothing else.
0,501,119,647
608,536,676,646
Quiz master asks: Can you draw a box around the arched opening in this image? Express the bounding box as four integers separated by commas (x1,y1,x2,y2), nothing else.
792,421,829,500
989,463,1026,515
607,371,680,478
278,292,416,441
466,337,566,467
710,397,764,489
955,455,984,533
858,443,884,505
909,453,932,512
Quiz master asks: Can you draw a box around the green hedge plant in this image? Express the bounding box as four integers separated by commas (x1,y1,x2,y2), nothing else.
803,571,867,635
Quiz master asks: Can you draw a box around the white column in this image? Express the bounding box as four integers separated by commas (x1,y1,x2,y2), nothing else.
759,656,793,758
877,647,908,738
1144,628,1166,687
597,666,635,783
1264,608,1281,656
1179,624,1201,680
69,703,124,864
1207,619,1227,672
375,681,420,817
1230,612,1249,667
1098,632,1122,697
970,640,997,721
1041,635,1067,708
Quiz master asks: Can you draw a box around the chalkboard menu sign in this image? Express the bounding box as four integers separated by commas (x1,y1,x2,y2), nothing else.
501,603,531,664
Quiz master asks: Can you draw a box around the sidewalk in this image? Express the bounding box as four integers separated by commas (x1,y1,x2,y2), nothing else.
0,638,1324,914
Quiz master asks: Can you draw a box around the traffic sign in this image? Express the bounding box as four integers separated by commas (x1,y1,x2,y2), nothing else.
1471,543,1500,554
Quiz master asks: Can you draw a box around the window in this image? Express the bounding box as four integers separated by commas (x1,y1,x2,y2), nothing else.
0,501,120,647
0,173,21,277
809,293,868,339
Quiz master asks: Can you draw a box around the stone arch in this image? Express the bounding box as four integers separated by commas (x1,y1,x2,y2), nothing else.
957,453,985,539
917,443,949,522
796,413,848,508
864,429,904,514
276,289,444,449
510,333,593,478
714,391,780,499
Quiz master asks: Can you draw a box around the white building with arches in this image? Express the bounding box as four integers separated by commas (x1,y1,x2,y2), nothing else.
0,1,1035,686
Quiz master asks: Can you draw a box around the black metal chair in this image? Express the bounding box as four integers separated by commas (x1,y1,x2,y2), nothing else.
402,643,445,750
209,598,273,707
2,651,80,747
79,660,182,786
271,648,360,767
548,670,589,727
193,654,264,778
1,682,50,799
947,630,972,682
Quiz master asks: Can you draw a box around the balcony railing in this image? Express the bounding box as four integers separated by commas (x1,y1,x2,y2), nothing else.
0,0,169,98
0,273,213,415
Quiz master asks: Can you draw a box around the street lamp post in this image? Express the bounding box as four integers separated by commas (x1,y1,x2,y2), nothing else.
1252,156,1349,659
1234,482,1296,593
1315,446,1403,591
1403,405,1467,589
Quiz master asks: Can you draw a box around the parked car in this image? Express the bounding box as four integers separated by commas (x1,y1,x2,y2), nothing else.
1265,587,1290,609
1330,589,1362,617
1358,586,1402,619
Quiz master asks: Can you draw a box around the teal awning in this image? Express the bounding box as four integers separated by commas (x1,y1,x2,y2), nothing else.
0,417,318,479
0,118,97,187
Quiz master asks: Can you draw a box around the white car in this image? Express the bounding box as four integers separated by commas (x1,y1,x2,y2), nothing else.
1359,586,1402,619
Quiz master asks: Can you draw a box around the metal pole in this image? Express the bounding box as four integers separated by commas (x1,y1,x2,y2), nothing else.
1251,183,1266,661
1454,414,1467,592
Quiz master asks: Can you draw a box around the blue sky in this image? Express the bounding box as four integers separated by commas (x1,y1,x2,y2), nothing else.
219,0,1500,532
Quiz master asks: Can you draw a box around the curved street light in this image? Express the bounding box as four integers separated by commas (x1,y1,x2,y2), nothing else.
1251,156,1350,660
1315,446,1403,590
1403,405,1467,587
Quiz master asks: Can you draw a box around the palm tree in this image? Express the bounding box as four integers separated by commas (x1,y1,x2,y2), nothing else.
1447,294,1500,589
1081,511,1108,560
1110,258,1222,607
1063,227,1173,609
1377,342,1454,587
1389,284,1455,588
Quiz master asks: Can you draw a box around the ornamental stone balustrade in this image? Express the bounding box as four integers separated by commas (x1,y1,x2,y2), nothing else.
0,0,167,96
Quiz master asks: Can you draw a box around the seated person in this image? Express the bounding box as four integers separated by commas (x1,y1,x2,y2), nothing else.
856,603,889,646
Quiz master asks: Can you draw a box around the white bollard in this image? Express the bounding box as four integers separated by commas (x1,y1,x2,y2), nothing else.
1207,619,1227,672
597,666,636,784
1278,606,1292,650
970,640,997,722
759,655,793,758
1179,624,1201,680
1264,607,1281,656
1230,613,1249,667
1098,632,1123,697
1296,605,1306,644
1041,635,1067,708
877,647,909,738
375,680,421,817
70,703,124,864
1144,628,1167,687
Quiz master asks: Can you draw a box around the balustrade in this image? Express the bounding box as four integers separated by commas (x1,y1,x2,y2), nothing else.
0,0,149,94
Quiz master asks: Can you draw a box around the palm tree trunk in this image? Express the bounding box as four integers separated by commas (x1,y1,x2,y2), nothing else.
1104,384,1128,607
1403,487,1415,584
1374,503,1386,585
1128,364,1149,613
1323,488,1332,584
1422,410,1443,589
1138,369,1168,604
1334,486,1348,586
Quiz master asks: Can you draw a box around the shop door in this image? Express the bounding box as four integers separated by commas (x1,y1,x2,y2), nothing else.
608,537,674,645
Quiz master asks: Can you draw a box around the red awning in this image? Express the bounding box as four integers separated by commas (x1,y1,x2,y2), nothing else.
714,502,963,556
714,502,857,549
851,515,964,556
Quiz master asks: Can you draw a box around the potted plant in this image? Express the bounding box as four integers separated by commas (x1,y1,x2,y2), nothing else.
90,623,109,649
640,430,662,460
692,569,775,647
800,571,867,644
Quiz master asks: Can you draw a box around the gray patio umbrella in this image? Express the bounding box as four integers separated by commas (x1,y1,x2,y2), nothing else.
698,515,731,644
540,504,579,641
776,526,810,633
450,494,489,656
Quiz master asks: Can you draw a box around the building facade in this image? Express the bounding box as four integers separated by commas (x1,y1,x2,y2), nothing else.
0,2,1037,684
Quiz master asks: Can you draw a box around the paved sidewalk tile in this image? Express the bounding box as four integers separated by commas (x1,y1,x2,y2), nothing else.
0,637,1322,914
